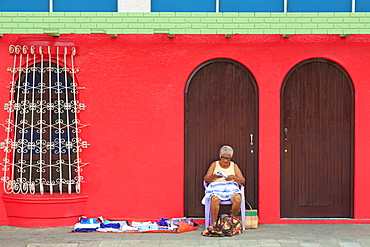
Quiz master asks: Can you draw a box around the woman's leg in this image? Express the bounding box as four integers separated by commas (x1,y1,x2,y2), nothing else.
230,193,242,216
210,195,221,224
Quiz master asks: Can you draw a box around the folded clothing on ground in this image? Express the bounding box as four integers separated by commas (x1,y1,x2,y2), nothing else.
71,216,198,233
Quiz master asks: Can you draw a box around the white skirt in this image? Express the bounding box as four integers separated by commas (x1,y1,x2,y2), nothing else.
201,181,241,205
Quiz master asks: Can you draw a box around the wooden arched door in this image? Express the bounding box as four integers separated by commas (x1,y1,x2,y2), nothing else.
185,59,258,217
281,59,354,218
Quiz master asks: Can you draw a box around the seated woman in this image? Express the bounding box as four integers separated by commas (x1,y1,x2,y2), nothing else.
202,145,245,224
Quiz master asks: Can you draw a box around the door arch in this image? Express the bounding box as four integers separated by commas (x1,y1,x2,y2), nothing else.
185,59,258,217
281,58,354,218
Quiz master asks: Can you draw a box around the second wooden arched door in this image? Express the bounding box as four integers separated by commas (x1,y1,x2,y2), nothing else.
281,59,354,218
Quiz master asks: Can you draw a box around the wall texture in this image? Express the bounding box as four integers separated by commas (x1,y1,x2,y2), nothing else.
1,12,370,37
1,33,370,226
1,10,370,227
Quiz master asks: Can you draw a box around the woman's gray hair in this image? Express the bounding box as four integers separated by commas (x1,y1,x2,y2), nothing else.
219,145,234,157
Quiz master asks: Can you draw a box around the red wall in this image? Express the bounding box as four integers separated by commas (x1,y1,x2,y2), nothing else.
1,34,370,226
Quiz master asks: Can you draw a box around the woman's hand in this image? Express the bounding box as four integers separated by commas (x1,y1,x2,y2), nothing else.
227,174,244,185
204,174,222,183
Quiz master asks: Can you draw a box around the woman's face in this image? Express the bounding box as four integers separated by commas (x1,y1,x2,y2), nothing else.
220,153,231,166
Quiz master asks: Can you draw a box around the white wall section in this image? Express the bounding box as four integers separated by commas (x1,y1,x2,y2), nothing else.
118,0,151,12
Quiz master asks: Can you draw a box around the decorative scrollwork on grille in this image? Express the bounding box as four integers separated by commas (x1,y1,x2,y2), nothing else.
1,45,89,195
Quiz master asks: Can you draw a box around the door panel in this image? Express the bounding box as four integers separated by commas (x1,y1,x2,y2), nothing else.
185,59,258,217
281,59,354,218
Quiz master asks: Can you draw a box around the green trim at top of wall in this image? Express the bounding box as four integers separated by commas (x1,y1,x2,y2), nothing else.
1,12,370,36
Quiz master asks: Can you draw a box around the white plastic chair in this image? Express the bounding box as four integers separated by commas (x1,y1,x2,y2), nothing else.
204,181,246,230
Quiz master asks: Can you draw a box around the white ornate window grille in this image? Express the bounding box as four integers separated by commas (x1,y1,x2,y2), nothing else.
1,45,89,195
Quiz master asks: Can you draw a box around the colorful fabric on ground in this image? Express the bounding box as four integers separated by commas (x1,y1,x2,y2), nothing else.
74,216,101,229
70,217,199,233
201,181,241,205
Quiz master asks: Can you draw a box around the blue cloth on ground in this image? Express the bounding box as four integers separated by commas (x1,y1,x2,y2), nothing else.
100,223,121,229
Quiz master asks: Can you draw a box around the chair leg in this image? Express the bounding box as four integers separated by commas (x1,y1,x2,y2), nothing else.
205,198,210,228
240,199,246,230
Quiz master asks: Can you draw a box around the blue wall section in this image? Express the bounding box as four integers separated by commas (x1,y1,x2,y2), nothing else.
220,0,283,12
0,0,366,12
151,0,215,12
356,0,370,11
288,0,351,12
54,0,117,12
1,0,49,11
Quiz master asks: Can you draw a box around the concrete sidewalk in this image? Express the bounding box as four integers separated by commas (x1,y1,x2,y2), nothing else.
1,224,370,247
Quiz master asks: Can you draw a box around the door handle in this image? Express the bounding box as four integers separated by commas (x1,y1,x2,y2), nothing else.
250,134,254,145
284,128,288,140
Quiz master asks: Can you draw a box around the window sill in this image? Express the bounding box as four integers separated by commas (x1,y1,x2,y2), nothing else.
2,193,88,227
